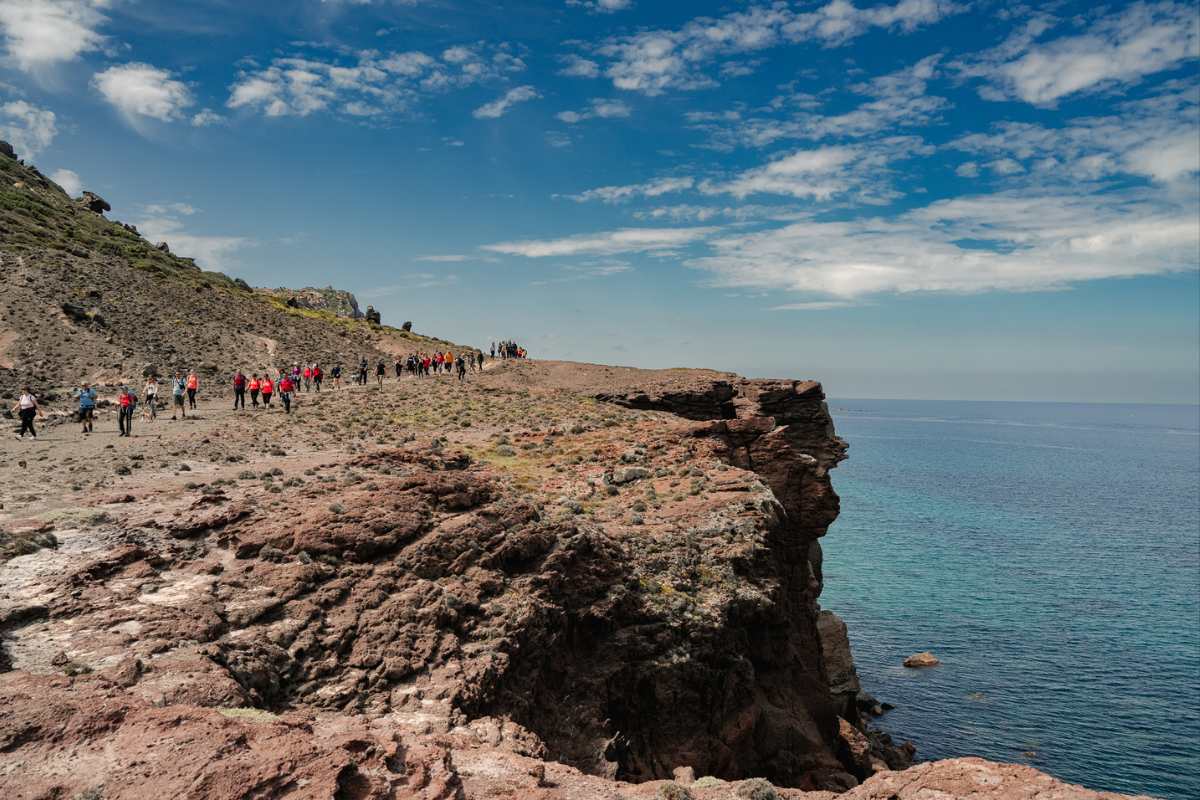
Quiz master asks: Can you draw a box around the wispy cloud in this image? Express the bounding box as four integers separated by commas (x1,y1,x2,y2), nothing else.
228,42,527,119
563,176,694,203
959,2,1199,106
699,139,927,202
415,254,469,262
0,99,56,156
951,82,1200,184
483,226,717,257
689,55,947,150
0,0,107,73
573,0,959,95
687,188,1199,297
555,97,631,124
566,0,633,14
472,84,539,119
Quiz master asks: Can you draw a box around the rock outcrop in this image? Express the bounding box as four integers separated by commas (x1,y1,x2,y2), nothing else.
78,190,111,214
263,285,364,318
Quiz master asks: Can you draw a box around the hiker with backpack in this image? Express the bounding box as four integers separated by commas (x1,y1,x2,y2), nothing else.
76,383,97,434
233,369,247,410
12,386,42,439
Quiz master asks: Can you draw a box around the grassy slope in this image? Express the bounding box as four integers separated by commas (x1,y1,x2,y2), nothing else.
0,153,467,397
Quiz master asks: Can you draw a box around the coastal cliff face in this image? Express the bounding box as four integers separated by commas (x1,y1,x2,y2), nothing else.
0,361,902,796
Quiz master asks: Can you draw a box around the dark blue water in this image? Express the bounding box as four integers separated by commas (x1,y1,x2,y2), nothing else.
821,399,1200,799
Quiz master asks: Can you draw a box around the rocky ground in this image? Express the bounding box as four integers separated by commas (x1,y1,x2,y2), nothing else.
0,361,1155,800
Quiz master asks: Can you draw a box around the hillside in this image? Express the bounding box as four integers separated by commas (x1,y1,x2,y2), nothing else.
0,146,459,400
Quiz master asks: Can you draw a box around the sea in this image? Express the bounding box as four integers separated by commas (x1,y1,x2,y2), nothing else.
819,398,1200,800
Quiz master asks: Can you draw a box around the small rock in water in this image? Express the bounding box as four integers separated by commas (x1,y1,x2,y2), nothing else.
903,651,940,668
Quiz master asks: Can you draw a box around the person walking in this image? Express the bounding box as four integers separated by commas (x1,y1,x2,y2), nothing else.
172,372,188,420
249,374,261,408
12,386,41,439
376,359,386,389
331,363,342,389
143,376,159,421
278,372,295,414
186,370,200,410
260,373,274,408
312,364,323,392
76,382,97,434
233,369,247,410
303,364,312,392
117,385,136,437
455,355,466,381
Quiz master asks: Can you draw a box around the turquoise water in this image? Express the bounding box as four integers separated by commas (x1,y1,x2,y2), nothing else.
820,399,1200,799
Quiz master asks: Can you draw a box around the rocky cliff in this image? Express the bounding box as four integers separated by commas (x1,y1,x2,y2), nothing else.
0,364,902,793
261,286,364,319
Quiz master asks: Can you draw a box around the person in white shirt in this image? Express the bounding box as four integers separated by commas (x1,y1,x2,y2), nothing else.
143,376,160,421
11,386,42,439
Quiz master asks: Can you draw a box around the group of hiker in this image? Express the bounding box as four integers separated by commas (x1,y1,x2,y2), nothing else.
10,341,530,440
492,340,526,360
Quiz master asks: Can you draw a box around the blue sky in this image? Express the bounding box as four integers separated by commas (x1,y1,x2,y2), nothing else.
1,0,1197,402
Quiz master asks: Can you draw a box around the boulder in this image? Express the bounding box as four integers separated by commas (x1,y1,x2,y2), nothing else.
155,241,171,254
611,466,650,484
365,305,381,325
401,320,413,332
903,651,940,668
0,140,14,159
79,191,111,214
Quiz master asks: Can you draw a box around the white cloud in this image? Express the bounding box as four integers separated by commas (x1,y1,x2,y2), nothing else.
0,99,56,157
472,84,539,119
567,0,633,14
559,54,601,78
565,176,693,203
483,226,717,257
228,43,526,119
143,202,197,216
951,83,1200,184
50,167,80,196
0,0,107,72
634,203,806,223
415,254,469,262
94,63,193,122
136,216,249,270
686,189,1199,298
699,142,926,202
191,108,224,127
962,2,1200,106
530,259,633,286
581,1,958,95
689,55,947,150
955,161,980,178
556,97,631,124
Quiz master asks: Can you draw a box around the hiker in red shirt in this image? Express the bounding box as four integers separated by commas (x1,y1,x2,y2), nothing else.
233,369,247,410
312,364,323,392
117,385,135,437
303,365,312,392
279,373,295,414
260,373,273,407
248,374,261,407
